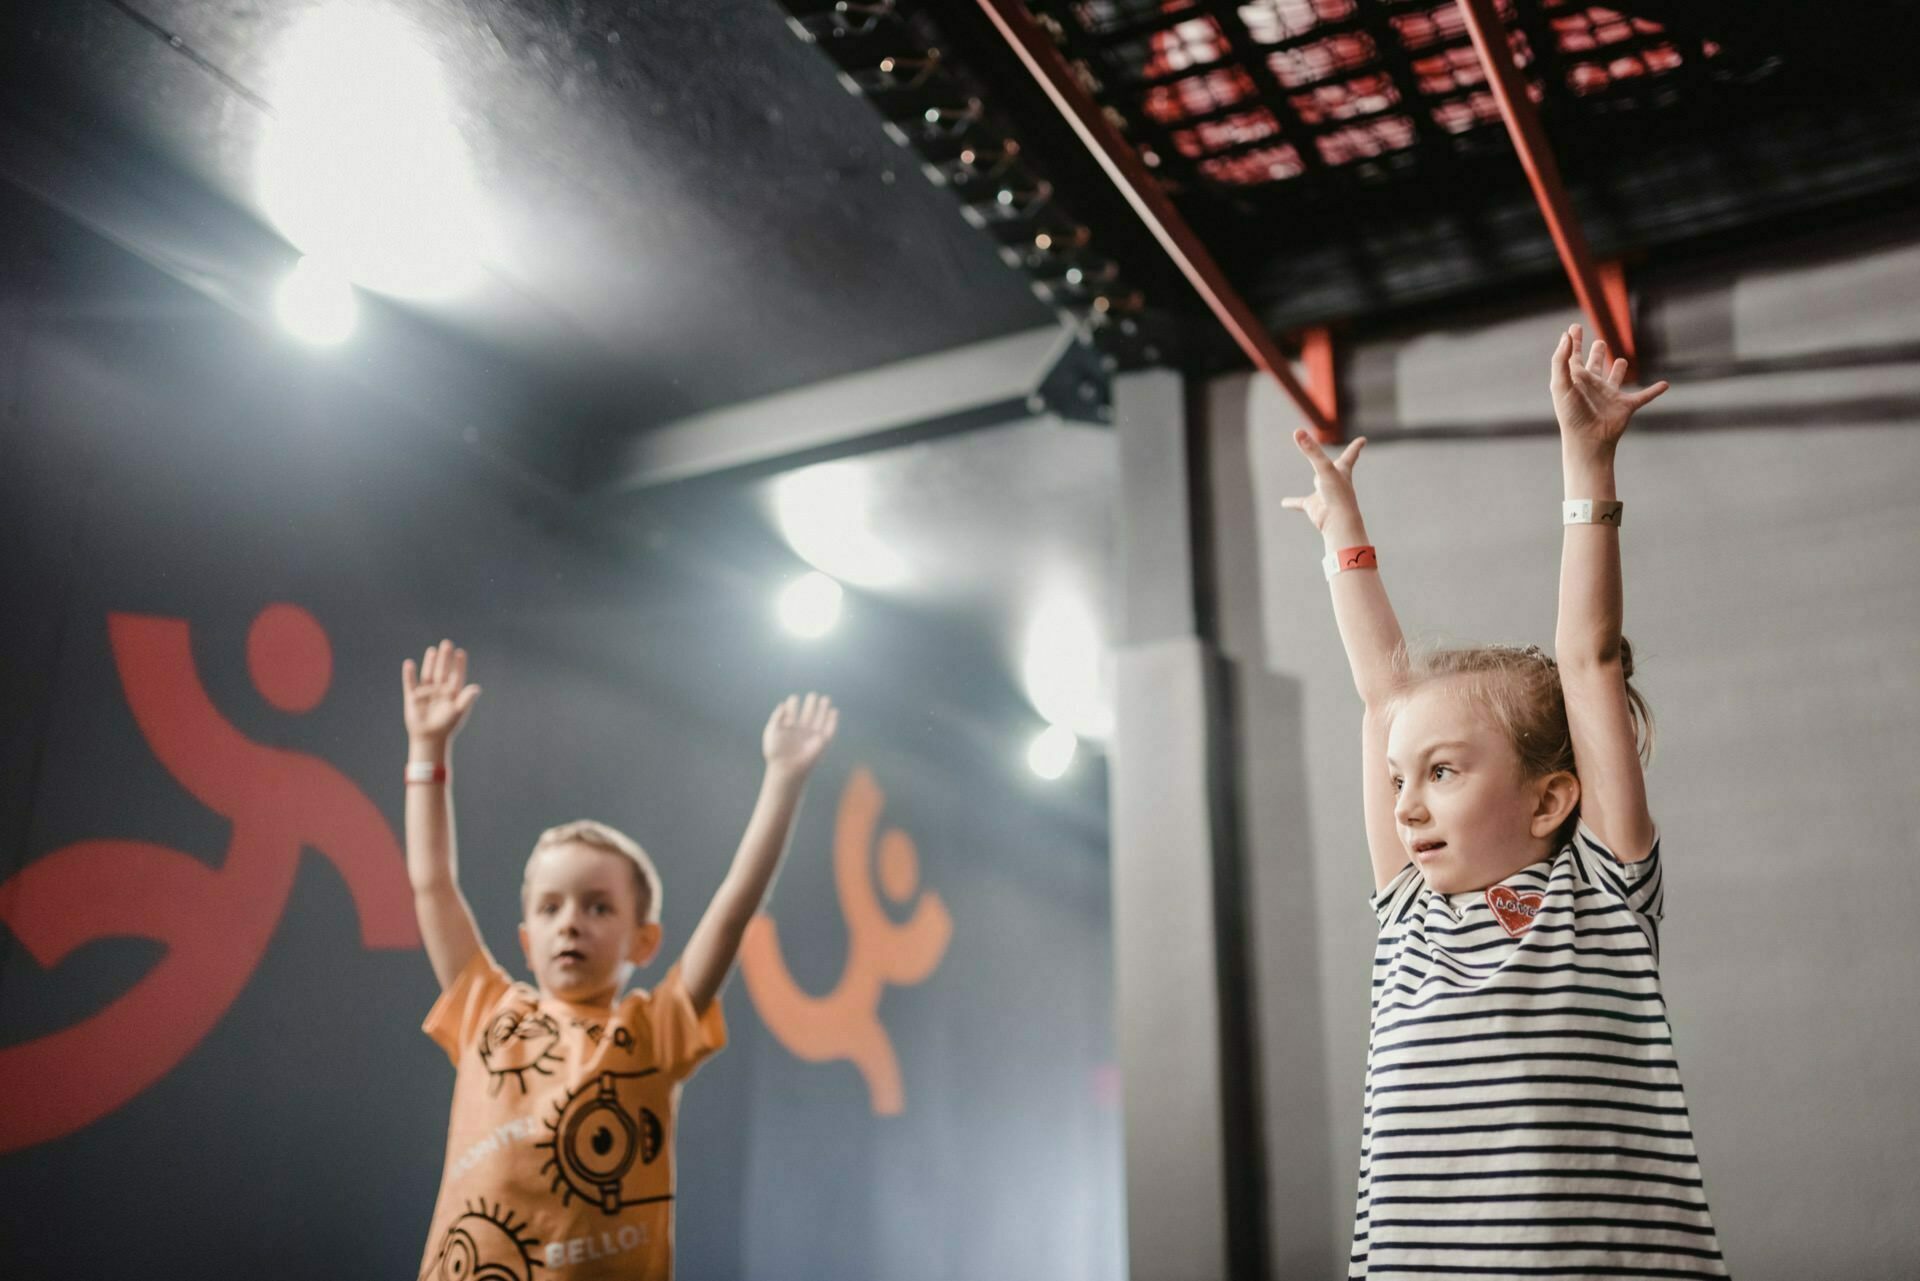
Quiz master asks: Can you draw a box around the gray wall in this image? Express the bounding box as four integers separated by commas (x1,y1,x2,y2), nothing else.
1207,229,1920,1278
0,183,1123,1281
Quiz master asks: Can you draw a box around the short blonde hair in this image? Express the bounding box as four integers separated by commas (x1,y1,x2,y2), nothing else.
524,819,662,925
1389,639,1656,845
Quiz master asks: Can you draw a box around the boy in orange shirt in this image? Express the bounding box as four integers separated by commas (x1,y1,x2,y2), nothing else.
401,639,838,1279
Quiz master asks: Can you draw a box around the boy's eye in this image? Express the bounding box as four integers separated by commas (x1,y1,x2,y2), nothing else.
591,902,611,915
1431,765,1453,780
1390,776,1403,793
538,902,558,915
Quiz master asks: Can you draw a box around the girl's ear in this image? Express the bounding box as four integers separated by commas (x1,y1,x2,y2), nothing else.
1531,771,1581,839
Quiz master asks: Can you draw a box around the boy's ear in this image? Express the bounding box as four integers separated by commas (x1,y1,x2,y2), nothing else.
629,922,663,968
1531,771,1581,839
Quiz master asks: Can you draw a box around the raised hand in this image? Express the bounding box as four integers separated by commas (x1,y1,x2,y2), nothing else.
763,692,839,778
1280,429,1370,541
1550,323,1669,455
401,639,481,747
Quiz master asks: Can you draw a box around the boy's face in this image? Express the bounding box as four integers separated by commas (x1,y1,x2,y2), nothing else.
1385,681,1577,895
518,842,661,1004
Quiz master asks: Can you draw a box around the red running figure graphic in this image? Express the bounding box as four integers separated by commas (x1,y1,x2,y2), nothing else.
0,606,419,1152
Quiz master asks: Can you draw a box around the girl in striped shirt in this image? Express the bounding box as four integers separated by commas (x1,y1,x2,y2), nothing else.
1283,325,1730,1278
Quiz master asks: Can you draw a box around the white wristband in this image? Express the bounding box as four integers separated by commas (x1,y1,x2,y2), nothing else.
1563,499,1623,527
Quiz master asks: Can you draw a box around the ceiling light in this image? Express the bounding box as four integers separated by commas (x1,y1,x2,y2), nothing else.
274,256,358,346
778,572,844,639
259,5,488,299
1028,724,1078,780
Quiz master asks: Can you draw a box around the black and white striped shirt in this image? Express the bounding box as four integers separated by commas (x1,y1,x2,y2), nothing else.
1350,822,1729,1278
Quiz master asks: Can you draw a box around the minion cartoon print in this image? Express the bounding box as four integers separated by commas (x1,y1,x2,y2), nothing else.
537,1070,672,1215
420,1199,542,1281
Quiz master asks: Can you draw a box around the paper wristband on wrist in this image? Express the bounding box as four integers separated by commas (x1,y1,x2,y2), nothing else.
1323,545,1379,580
405,762,449,784
1563,499,1624,527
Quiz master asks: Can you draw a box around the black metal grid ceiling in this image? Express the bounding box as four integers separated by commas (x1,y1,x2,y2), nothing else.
1044,0,1723,192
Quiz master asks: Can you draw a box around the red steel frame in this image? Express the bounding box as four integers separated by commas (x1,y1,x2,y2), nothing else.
974,0,1341,439
1455,0,1637,373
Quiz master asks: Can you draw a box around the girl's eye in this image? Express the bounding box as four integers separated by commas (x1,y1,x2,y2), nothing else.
1431,765,1453,781
538,903,558,915
1390,776,1403,793
591,903,611,915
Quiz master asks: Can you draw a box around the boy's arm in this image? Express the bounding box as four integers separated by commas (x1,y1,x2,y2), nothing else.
1281,431,1410,892
402,640,489,989
1550,326,1667,863
678,694,838,1014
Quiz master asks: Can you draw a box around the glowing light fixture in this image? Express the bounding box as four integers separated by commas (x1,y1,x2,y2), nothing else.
1028,723,1078,780
772,461,909,590
1020,594,1114,742
259,5,487,299
275,256,358,345
778,572,844,639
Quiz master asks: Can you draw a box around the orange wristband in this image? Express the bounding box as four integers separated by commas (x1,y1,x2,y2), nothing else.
1323,545,1378,579
404,762,448,784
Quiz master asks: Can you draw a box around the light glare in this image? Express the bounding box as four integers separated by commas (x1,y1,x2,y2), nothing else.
778,572,844,639
259,5,487,299
772,462,909,590
275,256,358,345
1020,595,1114,742
1028,724,1078,780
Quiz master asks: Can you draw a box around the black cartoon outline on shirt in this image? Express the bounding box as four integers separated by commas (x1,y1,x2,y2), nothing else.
569,1016,639,1056
478,1006,566,1096
537,1069,671,1215
419,1198,542,1281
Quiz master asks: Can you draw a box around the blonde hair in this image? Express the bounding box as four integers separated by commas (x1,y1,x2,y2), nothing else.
1391,639,1655,840
524,820,662,925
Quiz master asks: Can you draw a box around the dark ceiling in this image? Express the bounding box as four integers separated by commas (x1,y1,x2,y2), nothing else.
4,0,1920,474
0,0,1051,451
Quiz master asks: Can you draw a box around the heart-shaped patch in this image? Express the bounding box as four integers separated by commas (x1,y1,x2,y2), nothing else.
1486,884,1545,937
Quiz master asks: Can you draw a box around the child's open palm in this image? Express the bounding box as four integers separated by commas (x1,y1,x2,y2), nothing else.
402,640,481,744
763,692,838,776
1551,323,1668,450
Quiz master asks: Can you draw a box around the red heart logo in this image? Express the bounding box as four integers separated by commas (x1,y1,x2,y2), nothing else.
1486,885,1545,937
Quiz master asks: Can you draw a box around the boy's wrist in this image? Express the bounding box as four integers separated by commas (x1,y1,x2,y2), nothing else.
762,760,812,790
408,737,452,764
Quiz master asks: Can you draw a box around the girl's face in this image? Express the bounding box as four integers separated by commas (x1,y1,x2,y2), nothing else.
1385,680,1578,895
518,843,660,1004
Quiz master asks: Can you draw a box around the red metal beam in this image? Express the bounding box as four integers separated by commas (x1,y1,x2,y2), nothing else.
1454,0,1636,373
1298,326,1341,441
973,0,1338,439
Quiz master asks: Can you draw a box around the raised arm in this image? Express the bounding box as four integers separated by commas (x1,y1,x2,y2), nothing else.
402,639,489,989
678,693,838,1013
1550,325,1667,863
1280,431,1409,892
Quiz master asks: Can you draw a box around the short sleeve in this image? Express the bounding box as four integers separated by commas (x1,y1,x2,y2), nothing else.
1571,820,1664,925
1369,861,1424,931
422,951,513,1065
634,964,728,1082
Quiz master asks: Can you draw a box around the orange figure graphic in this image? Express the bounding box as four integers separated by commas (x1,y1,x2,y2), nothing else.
738,766,951,1116
0,607,419,1152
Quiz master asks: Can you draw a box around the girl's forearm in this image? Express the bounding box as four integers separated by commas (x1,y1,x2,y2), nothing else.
1557,448,1624,666
1322,516,1406,707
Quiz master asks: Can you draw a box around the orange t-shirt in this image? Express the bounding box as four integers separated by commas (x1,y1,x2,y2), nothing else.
418,952,726,1280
